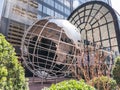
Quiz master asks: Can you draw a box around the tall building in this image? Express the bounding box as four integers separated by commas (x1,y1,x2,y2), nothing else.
0,0,39,56
0,0,73,55
37,0,73,19
0,0,113,55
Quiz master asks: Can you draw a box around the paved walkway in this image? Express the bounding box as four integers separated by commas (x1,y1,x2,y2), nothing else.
29,77,69,90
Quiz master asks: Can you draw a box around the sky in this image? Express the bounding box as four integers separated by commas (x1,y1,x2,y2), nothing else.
111,0,120,14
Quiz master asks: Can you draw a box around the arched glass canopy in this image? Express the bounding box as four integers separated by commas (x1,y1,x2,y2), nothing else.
68,1,120,53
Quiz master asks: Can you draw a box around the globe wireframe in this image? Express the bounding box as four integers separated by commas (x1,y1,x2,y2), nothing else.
21,18,81,79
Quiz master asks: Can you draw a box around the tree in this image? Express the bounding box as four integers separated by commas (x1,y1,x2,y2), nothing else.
89,76,117,90
112,57,120,87
0,34,29,90
42,79,95,90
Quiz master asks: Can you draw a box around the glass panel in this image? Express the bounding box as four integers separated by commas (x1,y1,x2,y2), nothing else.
88,16,93,23
96,12,103,20
71,20,75,24
78,7,84,13
80,17,84,23
46,8,50,15
105,13,113,22
58,0,63,3
100,6,109,15
55,3,63,12
71,12,78,19
76,20,80,25
111,38,118,46
51,10,54,16
64,0,70,8
43,6,47,13
74,23,78,28
51,0,54,6
55,2,58,9
80,12,84,17
37,15,41,19
38,4,42,11
55,12,58,17
69,17,73,22
87,30,93,42
99,18,106,25
86,5,92,9
100,25,108,40
60,6,63,12
102,40,110,47
85,23,91,30
93,4,101,10
74,15,79,21
90,18,96,25
91,10,97,16
80,23,85,29
81,30,86,41
92,22,99,28
111,46,119,52
93,28,100,41
85,16,88,23
85,10,91,16
108,23,116,38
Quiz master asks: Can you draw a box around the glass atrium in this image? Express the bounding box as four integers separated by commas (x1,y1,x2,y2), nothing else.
68,1,120,54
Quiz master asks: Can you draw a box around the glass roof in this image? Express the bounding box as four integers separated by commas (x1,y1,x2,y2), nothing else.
68,1,120,52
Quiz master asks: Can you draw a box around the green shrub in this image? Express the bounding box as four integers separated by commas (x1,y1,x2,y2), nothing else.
44,79,95,90
112,57,120,86
89,76,117,90
0,34,29,90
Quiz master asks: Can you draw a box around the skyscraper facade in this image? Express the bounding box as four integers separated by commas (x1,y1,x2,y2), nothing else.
37,0,73,19
0,0,74,55
0,0,112,55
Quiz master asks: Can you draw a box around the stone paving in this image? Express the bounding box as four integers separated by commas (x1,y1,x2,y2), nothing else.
29,77,69,90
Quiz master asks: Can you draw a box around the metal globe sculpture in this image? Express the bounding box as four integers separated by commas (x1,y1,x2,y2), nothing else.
21,18,81,79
